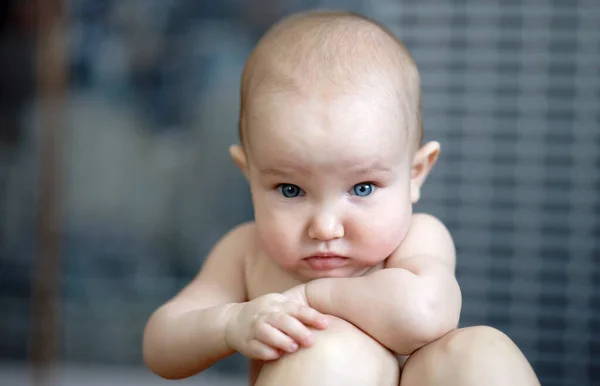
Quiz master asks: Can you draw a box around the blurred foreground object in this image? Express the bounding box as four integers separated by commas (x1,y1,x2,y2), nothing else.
29,0,68,385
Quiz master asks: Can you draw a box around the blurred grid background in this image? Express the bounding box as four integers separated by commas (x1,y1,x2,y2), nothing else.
0,0,598,386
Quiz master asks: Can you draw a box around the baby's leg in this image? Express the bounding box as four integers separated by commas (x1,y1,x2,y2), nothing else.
254,315,398,386
400,326,540,386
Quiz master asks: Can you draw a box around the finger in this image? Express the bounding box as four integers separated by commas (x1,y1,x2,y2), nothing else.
248,339,282,361
267,312,315,347
255,321,299,353
284,302,329,329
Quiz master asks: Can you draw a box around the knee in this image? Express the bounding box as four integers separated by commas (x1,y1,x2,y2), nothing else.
257,316,398,386
309,316,395,366
411,326,540,385
442,325,515,359
313,316,397,361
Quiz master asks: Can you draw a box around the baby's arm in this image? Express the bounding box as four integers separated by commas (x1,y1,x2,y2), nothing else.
143,223,327,380
142,223,250,379
304,213,461,355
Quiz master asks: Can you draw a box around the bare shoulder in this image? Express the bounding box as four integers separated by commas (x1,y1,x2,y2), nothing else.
199,221,258,273
172,221,258,307
385,213,456,272
407,213,453,241
212,221,258,259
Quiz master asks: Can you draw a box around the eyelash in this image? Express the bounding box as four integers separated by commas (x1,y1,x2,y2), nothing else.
274,182,378,197
349,182,376,197
276,183,305,198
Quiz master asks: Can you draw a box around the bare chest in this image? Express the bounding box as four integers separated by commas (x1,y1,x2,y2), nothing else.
245,249,304,300
244,249,304,385
243,245,387,385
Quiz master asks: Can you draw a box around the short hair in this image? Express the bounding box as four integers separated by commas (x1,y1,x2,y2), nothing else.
239,10,423,150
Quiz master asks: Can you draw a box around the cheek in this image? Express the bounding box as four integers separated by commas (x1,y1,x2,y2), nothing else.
256,221,302,269
350,195,412,259
251,187,303,263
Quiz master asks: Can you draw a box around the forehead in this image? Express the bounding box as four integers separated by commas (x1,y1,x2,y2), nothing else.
246,90,409,169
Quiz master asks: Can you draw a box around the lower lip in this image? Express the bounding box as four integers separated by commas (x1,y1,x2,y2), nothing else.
304,256,349,270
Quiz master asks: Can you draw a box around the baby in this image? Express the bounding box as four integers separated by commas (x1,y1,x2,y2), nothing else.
143,10,540,386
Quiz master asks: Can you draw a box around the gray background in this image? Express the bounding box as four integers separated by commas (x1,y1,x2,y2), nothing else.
0,0,598,385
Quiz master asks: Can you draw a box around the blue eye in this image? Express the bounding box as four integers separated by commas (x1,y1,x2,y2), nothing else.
277,183,303,198
351,183,374,197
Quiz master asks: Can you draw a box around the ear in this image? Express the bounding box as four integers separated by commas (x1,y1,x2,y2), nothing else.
410,141,440,204
229,144,250,180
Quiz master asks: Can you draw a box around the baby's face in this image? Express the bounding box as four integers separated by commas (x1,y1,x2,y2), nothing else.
245,89,414,280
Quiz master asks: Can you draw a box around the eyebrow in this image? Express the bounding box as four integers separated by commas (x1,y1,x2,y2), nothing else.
259,164,311,176
259,168,293,177
346,162,394,175
259,162,393,177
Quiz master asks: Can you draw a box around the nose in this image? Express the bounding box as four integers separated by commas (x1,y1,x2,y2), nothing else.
307,208,344,241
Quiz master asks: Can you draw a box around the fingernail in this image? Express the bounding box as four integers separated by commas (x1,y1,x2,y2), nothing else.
289,343,298,352
304,335,314,345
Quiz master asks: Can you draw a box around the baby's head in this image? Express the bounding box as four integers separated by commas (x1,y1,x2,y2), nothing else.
230,10,440,280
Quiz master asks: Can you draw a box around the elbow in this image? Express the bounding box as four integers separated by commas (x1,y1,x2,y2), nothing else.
418,279,462,344
144,361,187,381
142,342,169,379
144,363,188,381
142,317,172,379
143,308,215,380
143,332,191,380
400,280,462,354
143,331,163,378
142,313,191,380
416,308,460,347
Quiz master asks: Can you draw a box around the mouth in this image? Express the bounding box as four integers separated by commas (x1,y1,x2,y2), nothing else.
303,254,349,270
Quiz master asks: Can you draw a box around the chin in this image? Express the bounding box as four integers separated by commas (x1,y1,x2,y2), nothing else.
295,267,369,281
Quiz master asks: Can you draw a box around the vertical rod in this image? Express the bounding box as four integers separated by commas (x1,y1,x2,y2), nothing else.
30,0,67,385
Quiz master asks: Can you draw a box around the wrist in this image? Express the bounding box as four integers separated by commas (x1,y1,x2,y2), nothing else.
306,278,334,314
223,302,243,350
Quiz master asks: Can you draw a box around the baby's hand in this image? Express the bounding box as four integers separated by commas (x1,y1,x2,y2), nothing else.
282,284,309,306
225,293,328,361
